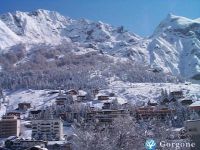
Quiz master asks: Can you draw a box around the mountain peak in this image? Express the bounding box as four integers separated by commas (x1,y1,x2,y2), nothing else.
152,13,200,37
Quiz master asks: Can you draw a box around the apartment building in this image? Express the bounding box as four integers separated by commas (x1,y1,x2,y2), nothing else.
32,118,63,141
5,137,47,150
0,115,20,138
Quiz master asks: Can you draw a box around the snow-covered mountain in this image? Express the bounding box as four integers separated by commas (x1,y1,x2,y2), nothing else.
149,14,200,79
0,10,200,79
0,9,147,62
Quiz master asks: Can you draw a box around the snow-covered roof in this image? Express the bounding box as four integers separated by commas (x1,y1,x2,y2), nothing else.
178,98,192,102
48,140,69,145
117,97,127,105
189,101,200,107
148,99,157,103
78,90,87,96
34,145,48,150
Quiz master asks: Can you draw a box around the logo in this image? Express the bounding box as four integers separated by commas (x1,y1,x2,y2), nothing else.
145,139,157,150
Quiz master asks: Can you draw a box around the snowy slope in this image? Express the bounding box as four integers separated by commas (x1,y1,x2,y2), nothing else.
0,82,200,114
6,89,58,109
0,19,20,49
109,81,200,104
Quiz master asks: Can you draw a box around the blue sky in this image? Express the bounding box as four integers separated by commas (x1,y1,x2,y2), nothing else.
0,0,200,37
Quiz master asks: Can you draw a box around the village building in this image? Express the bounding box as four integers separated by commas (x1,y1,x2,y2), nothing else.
18,102,31,111
76,90,88,102
55,91,73,106
185,119,200,150
189,101,200,111
0,115,20,138
147,100,158,106
170,91,184,99
189,101,200,118
98,95,109,101
6,111,21,119
5,137,47,150
55,96,67,106
102,102,111,109
77,95,87,102
47,141,72,150
179,98,193,106
29,110,42,119
135,107,175,120
66,89,78,96
83,109,129,125
31,118,63,141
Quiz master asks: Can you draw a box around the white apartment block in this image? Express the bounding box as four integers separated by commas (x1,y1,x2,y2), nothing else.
32,119,63,141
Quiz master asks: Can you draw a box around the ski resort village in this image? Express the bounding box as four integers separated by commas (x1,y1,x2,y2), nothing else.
0,82,200,150
0,8,200,150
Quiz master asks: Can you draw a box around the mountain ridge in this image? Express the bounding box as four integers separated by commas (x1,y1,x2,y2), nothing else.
0,9,200,79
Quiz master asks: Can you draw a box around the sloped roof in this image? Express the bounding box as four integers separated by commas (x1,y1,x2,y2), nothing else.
190,101,200,107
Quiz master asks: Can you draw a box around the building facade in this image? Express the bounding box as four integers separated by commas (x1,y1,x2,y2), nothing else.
5,137,47,150
0,115,20,138
32,119,63,141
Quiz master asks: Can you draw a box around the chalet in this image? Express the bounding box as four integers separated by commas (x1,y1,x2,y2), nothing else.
98,95,109,101
136,107,175,120
6,112,21,119
121,103,129,109
18,102,31,111
95,109,129,124
77,95,87,102
179,99,193,106
78,90,87,96
170,91,184,99
85,109,129,124
56,99,65,105
147,100,158,106
102,102,111,109
189,101,200,111
66,89,78,95
55,95,67,105
29,110,42,119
